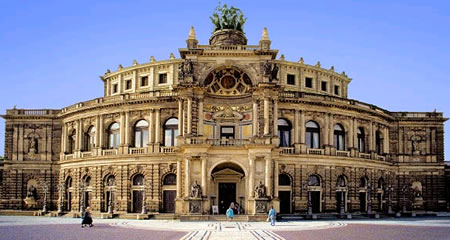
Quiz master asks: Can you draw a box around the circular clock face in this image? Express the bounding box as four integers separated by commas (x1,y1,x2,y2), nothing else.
203,67,252,96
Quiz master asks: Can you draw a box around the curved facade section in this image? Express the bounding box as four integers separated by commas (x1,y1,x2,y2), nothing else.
0,24,448,217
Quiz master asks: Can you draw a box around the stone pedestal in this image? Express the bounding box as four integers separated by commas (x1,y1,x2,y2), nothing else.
254,198,268,214
24,197,37,209
413,198,424,210
188,198,202,215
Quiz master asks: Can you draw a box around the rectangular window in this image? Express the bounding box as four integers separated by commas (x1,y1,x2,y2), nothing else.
305,77,313,88
112,84,118,94
125,80,132,90
287,74,296,85
159,73,168,84
321,81,327,92
220,126,235,139
141,76,148,87
334,85,340,95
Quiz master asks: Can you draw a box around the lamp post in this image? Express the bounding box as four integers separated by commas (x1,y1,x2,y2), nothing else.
401,185,407,213
385,184,393,214
303,183,312,216
57,182,65,214
339,191,345,216
42,182,49,214
367,183,372,215
79,182,86,214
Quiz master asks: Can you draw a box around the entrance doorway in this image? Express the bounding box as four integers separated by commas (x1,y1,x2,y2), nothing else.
360,192,367,212
311,191,321,213
163,190,176,213
279,191,291,214
336,192,346,212
133,191,143,213
218,183,236,214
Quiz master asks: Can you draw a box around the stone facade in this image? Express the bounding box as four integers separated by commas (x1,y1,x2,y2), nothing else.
0,24,448,216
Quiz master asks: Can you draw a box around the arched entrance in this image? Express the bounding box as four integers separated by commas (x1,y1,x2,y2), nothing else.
102,175,116,212
359,177,368,212
162,173,176,213
211,162,245,214
278,173,292,214
65,177,73,211
131,174,145,213
307,174,322,213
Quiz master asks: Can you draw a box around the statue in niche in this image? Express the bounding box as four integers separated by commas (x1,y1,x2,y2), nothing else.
178,59,194,81
254,181,266,198
28,137,37,154
413,186,422,199
263,61,272,76
190,180,202,198
27,185,37,199
411,135,421,155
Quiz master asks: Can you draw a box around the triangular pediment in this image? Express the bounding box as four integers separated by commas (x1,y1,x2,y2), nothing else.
212,168,244,182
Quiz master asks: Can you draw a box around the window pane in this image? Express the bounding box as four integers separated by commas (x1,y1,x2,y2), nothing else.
174,129,178,146
109,134,114,148
142,130,148,147
313,132,319,148
135,131,142,147
306,132,311,148
165,129,172,146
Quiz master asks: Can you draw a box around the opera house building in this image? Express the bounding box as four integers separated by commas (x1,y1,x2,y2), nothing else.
1,8,448,219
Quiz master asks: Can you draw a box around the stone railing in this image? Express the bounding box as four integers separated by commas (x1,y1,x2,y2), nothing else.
307,148,324,155
377,155,386,161
129,147,147,155
336,150,350,157
206,139,249,146
65,154,74,160
6,109,61,116
280,147,295,154
102,149,118,156
186,137,206,145
197,45,260,51
81,152,94,158
359,153,371,159
160,146,177,153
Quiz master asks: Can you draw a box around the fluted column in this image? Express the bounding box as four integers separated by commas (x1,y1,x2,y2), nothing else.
353,118,357,150
95,115,100,148
369,121,374,152
178,99,183,136
249,157,255,198
120,113,125,146
252,99,258,136
273,99,278,135
124,111,130,146
274,160,279,198
348,118,354,149
384,127,389,154
155,109,161,144
148,110,154,144
76,119,82,151
62,123,67,153
99,115,104,148
300,111,305,144
184,158,190,197
187,97,192,134
176,160,182,198
264,98,270,135
324,114,329,146
329,114,334,147
201,157,206,196
265,157,271,197
198,97,204,136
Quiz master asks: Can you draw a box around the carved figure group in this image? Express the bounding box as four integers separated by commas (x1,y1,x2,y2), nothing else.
28,137,37,154
190,180,202,198
178,59,194,80
254,181,266,198
27,185,37,199
210,3,247,32
263,61,279,82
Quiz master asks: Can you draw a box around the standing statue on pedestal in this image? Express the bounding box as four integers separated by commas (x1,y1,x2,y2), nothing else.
263,61,279,82
28,137,37,154
178,59,195,81
190,180,202,198
254,181,266,198
27,185,37,199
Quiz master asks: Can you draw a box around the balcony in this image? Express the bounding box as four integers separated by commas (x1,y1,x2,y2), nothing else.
102,149,118,156
129,147,147,155
160,146,177,153
206,139,249,146
280,147,295,154
81,152,94,158
307,149,324,155
336,150,350,157
359,153,371,159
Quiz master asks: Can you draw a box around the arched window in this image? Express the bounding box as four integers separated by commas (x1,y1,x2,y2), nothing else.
377,177,385,189
277,119,291,147
279,174,291,186
334,124,345,151
68,130,76,154
134,120,149,148
337,175,347,187
308,175,321,186
108,123,120,149
84,126,96,151
357,127,365,153
306,121,320,149
133,174,144,186
164,118,179,147
375,130,382,154
66,176,73,188
163,173,176,185
360,177,368,188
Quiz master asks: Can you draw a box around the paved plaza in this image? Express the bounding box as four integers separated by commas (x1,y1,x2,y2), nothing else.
0,215,449,240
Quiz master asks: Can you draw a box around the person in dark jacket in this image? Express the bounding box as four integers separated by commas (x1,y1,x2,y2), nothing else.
81,207,93,228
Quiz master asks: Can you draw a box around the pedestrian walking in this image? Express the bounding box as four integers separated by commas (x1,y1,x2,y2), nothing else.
268,206,276,226
81,207,93,228
226,205,234,222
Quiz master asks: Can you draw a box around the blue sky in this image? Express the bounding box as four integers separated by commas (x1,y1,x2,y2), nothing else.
0,0,449,159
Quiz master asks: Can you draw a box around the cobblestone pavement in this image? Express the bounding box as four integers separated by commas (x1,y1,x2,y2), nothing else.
0,216,449,240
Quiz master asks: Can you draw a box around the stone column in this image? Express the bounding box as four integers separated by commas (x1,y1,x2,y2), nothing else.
62,123,67,153
348,118,354,149
76,119,83,151
264,98,270,135
99,115,104,149
273,99,278,135
249,157,255,198
324,114,329,146
294,109,299,144
300,111,305,144
176,160,182,198
120,113,125,146
253,98,259,136
124,111,130,146
185,158,190,197
178,99,183,136
198,97,204,136
329,114,334,147
384,127,389,154
265,157,272,197
353,118,358,150
369,121,374,152
149,110,154,144
187,97,192,134
274,160,279,198
201,157,207,196
155,109,161,144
